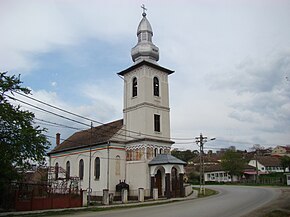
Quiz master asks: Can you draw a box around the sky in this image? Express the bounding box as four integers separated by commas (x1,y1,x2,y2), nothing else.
1,0,290,152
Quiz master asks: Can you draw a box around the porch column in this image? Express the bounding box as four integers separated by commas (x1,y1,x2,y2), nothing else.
150,176,155,198
165,173,171,199
179,173,185,197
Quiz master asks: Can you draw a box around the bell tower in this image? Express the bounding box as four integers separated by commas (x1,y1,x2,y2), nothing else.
118,7,174,146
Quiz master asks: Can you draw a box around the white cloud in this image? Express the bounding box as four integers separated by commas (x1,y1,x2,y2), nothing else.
1,0,290,150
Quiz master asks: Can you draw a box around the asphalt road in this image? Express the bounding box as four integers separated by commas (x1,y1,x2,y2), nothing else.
58,185,280,217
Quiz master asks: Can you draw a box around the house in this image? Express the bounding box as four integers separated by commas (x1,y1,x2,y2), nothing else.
204,164,238,182
271,145,290,157
248,156,286,173
48,9,186,199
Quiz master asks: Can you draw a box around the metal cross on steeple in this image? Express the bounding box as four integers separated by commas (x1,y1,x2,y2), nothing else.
141,4,147,16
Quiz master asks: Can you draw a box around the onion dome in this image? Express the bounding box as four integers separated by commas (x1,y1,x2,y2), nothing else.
131,10,159,63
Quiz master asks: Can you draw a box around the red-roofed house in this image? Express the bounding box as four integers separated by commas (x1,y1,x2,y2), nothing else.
271,145,290,157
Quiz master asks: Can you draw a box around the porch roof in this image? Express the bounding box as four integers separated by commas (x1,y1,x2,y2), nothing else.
148,154,187,166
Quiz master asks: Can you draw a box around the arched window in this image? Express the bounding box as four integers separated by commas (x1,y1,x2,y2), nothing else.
79,159,84,180
66,161,70,180
95,157,100,180
153,77,159,96
132,77,137,97
154,148,158,157
159,149,163,154
55,162,59,180
115,155,120,176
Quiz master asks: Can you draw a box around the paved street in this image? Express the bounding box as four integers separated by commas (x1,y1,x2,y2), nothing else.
55,185,280,217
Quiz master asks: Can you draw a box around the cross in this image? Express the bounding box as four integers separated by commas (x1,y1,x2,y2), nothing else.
141,4,147,15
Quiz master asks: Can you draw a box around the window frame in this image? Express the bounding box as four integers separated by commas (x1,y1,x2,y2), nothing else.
153,77,159,97
79,159,84,180
55,162,59,180
154,114,161,132
66,161,70,180
94,157,100,180
132,77,137,97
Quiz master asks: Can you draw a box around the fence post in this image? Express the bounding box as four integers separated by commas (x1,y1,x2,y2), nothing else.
121,189,128,204
82,190,87,207
138,188,144,202
30,189,34,211
153,188,158,200
102,189,109,205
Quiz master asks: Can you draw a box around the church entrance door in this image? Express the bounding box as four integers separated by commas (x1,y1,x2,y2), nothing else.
155,170,162,196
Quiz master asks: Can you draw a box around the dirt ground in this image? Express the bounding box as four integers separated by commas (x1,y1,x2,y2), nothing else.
243,188,290,217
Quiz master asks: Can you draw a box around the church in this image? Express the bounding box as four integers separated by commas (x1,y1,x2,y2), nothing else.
48,8,186,199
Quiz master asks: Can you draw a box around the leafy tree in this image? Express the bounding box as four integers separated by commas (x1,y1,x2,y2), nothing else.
280,156,290,172
0,72,49,186
221,150,246,181
171,149,198,162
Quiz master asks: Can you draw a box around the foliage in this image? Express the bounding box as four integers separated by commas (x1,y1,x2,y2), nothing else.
188,172,199,184
280,156,290,172
171,149,198,162
0,72,49,186
221,150,246,180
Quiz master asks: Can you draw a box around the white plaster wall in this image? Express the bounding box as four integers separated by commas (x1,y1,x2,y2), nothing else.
123,65,171,140
126,160,150,195
107,148,126,192
49,145,126,196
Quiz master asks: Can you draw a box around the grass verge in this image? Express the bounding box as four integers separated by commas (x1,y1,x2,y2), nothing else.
192,187,218,198
263,209,290,217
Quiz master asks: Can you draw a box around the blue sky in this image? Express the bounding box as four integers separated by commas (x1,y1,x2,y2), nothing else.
1,0,290,152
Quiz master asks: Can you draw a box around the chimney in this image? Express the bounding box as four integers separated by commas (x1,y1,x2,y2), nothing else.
56,133,60,146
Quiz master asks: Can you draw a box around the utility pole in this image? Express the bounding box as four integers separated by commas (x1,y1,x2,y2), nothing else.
195,133,215,195
88,122,93,206
195,133,207,195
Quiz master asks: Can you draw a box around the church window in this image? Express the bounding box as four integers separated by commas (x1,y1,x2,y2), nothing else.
153,77,159,96
132,77,137,97
95,157,100,180
154,114,160,132
115,155,120,176
79,159,84,180
55,162,59,180
154,148,158,157
66,161,70,180
159,149,163,154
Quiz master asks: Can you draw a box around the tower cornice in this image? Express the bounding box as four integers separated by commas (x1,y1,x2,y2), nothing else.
117,60,174,76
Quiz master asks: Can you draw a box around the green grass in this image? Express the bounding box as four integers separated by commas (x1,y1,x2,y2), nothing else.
192,187,218,198
263,210,290,217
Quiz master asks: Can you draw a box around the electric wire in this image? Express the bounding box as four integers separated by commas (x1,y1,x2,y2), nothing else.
12,91,195,141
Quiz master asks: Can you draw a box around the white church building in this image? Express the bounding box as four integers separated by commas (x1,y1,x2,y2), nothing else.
48,9,186,199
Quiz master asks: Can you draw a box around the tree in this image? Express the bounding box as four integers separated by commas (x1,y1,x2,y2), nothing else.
171,149,198,162
221,150,246,182
0,72,49,186
280,156,290,172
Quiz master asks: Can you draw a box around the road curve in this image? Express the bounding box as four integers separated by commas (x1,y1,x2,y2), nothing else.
60,185,281,217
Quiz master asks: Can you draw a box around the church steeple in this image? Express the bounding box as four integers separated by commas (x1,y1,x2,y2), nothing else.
131,5,159,63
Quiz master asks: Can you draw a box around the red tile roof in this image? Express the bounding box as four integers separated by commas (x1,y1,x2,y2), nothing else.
49,119,123,154
256,156,281,167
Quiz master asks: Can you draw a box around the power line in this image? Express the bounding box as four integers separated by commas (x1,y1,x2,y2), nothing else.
12,91,196,141
34,118,84,131
6,94,91,128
